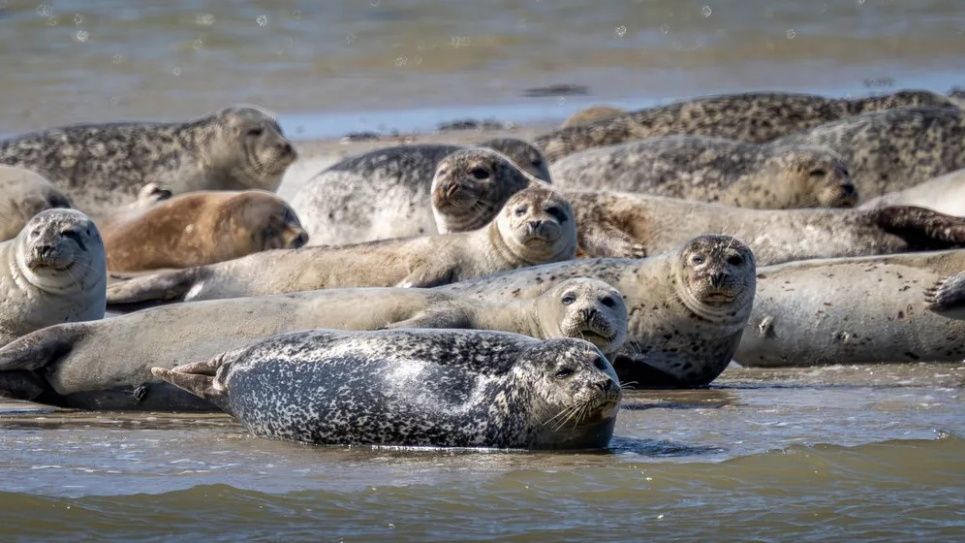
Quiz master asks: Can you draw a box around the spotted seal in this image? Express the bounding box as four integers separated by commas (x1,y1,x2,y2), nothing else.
535,89,959,161
438,234,757,388
0,105,296,218
290,139,550,245
100,190,308,272
561,106,628,128
105,186,576,305
153,329,622,449
0,209,106,348
0,166,72,241
737,249,965,366
859,168,965,216
549,136,857,209
0,277,626,410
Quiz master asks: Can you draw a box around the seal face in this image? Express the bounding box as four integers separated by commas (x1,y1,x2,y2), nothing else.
672,236,757,324
492,186,576,266
0,166,72,241
541,278,628,355
207,106,296,192
153,329,622,449
0,209,106,346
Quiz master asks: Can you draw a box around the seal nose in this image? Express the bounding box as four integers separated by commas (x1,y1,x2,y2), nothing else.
841,184,857,197
581,307,598,321
290,230,309,248
594,379,616,393
527,219,543,233
709,271,727,289
36,244,54,258
280,142,295,156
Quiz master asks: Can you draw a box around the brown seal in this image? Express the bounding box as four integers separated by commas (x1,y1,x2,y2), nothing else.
100,190,308,272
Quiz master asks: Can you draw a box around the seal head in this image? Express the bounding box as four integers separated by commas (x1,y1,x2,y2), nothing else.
765,146,857,208
205,105,297,192
492,187,577,266
537,278,628,355
15,209,105,295
672,235,757,325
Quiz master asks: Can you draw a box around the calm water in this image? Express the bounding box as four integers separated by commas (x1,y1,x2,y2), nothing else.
3,1,965,540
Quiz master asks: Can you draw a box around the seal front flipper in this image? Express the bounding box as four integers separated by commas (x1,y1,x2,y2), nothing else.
925,272,965,318
395,265,458,289
578,221,647,258
383,309,472,330
106,268,202,305
0,324,82,372
872,206,965,249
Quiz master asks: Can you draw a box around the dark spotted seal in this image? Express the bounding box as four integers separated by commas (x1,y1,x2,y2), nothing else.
0,105,296,218
153,329,622,449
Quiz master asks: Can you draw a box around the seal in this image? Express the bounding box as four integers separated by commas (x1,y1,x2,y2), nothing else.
100,190,308,272
0,165,72,241
736,249,965,366
561,106,627,128
105,186,577,305
0,277,626,410
534,89,960,161
859,168,965,216
438,234,757,388
0,105,296,218
0,209,106,347
549,135,858,209
290,139,550,245
773,106,965,201
153,328,623,449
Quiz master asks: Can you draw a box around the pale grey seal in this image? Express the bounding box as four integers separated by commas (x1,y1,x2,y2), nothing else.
0,166,72,241
858,168,965,216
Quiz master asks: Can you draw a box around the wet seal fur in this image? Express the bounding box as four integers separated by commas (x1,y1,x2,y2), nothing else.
105,186,577,305
534,89,960,161
0,278,626,410
290,140,550,245
549,135,858,209
0,166,72,241
153,329,623,450
859,168,965,216
438,234,757,388
0,105,296,218
737,249,965,366
0,209,106,348
100,190,308,272
773,106,965,202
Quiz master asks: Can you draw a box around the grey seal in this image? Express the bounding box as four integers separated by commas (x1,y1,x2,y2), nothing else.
561,106,628,128
105,186,576,305
737,249,965,366
0,166,72,241
0,278,626,410
153,329,623,449
859,168,965,216
438,234,757,388
0,209,106,348
0,105,296,218
549,136,857,209
290,139,550,245
534,89,959,161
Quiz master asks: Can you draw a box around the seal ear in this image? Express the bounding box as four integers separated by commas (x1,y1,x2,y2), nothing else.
106,268,201,305
152,365,229,413
0,324,82,372
925,272,965,317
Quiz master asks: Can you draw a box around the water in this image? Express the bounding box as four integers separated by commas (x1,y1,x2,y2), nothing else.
3,1,965,540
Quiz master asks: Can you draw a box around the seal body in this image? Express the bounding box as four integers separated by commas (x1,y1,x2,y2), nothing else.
773,106,965,201
0,106,296,218
105,186,577,305
291,140,550,245
534,90,959,161
561,106,627,128
154,329,622,449
439,235,757,388
0,209,106,347
0,166,73,241
737,249,965,366
859,168,965,216
549,136,857,209
100,190,308,272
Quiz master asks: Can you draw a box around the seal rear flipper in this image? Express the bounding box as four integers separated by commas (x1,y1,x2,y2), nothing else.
396,265,457,289
382,309,472,330
925,272,965,318
151,367,230,413
0,370,48,401
872,206,965,250
578,221,647,259
105,268,201,305
0,324,81,372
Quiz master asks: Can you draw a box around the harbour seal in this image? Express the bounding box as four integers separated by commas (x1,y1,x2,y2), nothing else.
561,106,628,128
290,139,550,245
773,106,965,201
0,105,296,218
859,168,965,216
0,209,106,347
0,278,626,410
0,166,72,241
438,234,757,388
549,135,857,209
535,89,960,161
736,249,965,366
153,329,623,449
100,190,308,272
105,186,577,305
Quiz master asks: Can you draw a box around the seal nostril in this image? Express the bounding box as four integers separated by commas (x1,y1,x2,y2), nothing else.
292,232,308,247
281,142,294,155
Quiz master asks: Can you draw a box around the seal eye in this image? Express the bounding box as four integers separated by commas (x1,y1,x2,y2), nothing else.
555,367,575,379
470,167,490,180
726,255,744,266
247,127,264,137
809,168,827,178
545,205,568,223
61,229,85,249
601,296,616,308
514,205,528,217
691,255,705,265
842,168,850,177
592,357,607,370
561,294,576,305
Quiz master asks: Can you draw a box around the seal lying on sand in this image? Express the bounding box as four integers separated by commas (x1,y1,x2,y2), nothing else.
773,106,965,202
0,105,296,218
534,89,959,161
439,234,757,388
549,136,857,209
0,278,627,410
291,139,550,245
154,329,622,449
0,209,105,347
100,190,308,272
0,166,72,241
737,249,965,366
859,168,965,216
105,186,576,305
